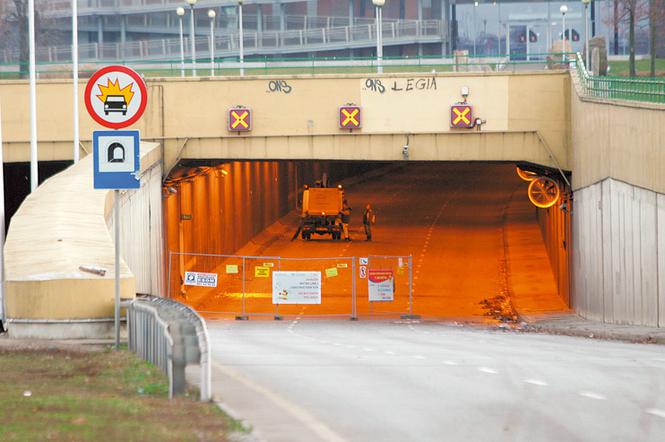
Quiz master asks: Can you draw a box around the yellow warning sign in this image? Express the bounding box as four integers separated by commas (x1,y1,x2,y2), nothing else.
226,264,239,274
255,266,270,278
336,263,348,269
325,267,339,278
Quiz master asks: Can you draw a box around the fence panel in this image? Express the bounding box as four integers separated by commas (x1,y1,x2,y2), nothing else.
359,255,413,318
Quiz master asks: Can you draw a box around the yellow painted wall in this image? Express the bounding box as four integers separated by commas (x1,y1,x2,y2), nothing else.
0,71,570,170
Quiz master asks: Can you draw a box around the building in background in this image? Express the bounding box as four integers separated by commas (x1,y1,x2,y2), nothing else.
0,1,655,65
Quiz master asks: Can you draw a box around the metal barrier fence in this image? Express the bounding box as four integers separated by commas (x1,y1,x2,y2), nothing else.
127,295,211,401
574,53,665,104
167,252,416,320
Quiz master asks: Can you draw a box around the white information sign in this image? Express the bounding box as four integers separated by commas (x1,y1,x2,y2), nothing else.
184,271,218,288
359,257,369,265
272,271,322,305
368,269,395,302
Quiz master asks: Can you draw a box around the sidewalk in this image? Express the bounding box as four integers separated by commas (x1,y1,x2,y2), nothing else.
522,313,665,345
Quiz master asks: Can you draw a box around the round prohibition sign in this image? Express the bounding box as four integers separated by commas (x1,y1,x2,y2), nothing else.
84,65,148,129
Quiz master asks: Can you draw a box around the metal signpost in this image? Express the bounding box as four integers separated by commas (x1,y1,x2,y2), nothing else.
85,66,147,349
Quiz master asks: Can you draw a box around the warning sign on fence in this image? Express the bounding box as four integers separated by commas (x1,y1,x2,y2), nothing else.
184,271,218,288
368,269,394,302
272,271,322,305
255,266,271,278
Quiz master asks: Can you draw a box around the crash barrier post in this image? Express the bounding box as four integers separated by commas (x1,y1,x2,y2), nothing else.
128,295,211,401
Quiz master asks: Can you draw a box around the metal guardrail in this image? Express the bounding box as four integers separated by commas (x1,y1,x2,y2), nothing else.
0,19,444,64
127,295,212,401
574,53,665,104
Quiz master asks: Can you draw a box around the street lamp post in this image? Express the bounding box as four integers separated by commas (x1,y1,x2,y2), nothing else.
185,0,197,76
72,0,79,164
28,0,38,192
238,0,245,76
208,9,216,76
582,0,591,70
560,5,568,61
473,1,478,58
176,7,185,77
372,0,385,74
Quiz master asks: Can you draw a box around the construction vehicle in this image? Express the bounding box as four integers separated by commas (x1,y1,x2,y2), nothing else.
298,184,344,240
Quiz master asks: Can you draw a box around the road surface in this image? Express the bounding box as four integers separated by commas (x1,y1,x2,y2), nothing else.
208,320,665,442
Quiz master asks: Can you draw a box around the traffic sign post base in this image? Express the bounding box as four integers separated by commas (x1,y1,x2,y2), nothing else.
274,315,283,321
235,315,249,321
349,316,358,321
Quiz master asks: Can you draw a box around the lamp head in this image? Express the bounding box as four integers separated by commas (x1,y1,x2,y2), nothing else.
560,5,568,14
176,6,185,16
238,0,244,4
372,0,386,6
208,9,216,18
185,0,197,6
581,0,591,4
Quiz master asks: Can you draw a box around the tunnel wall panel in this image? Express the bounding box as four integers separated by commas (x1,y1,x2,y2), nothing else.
573,178,664,327
537,195,572,305
107,155,164,296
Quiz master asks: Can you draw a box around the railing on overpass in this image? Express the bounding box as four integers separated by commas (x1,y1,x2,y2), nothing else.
52,13,384,35
0,53,571,79
0,19,444,65
574,53,665,104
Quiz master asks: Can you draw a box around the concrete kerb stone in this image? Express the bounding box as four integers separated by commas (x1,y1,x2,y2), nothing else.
521,314,665,345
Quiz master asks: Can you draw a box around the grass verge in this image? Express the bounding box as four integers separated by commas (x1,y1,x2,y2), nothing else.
0,345,242,441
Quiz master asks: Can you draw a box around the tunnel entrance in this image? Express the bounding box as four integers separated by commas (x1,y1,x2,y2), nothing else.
163,160,571,321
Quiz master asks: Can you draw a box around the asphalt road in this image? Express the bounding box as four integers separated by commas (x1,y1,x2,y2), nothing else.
190,163,566,319
209,320,665,442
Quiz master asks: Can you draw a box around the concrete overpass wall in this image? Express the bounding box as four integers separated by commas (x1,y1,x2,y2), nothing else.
3,143,163,338
0,71,570,171
571,84,665,327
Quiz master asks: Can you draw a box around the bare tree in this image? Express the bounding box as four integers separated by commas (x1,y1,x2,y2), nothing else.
0,0,60,78
649,0,665,76
604,0,649,76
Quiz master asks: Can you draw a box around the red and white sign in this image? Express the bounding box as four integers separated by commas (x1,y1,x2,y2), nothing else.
368,269,394,302
85,65,148,129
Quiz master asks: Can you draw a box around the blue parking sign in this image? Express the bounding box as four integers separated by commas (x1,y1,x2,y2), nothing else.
93,130,141,189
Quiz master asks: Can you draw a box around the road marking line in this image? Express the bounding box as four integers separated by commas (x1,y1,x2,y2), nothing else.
384,350,395,355
478,367,498,374
362,347,374,352
524,379,548,386
414,355,426,360
579,391,607,400
646,408,665,419
212,362,345,442
442,360,458,366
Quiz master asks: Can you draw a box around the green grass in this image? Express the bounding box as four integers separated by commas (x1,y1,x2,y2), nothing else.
607,58,665,77
0,346,239,441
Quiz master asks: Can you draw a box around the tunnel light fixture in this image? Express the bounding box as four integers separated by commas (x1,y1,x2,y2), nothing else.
461,86,469,101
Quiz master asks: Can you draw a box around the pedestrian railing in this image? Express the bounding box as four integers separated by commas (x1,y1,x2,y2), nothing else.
0,53,572,79
0,19,444,65
127,295,211,401
573,53,665,104
167,252,416,320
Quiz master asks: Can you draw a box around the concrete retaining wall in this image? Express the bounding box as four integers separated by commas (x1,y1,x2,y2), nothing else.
573,178,665,327
3,143,162,338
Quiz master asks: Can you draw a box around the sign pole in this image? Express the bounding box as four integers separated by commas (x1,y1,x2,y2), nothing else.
0,105,6,329
114,189,120,349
